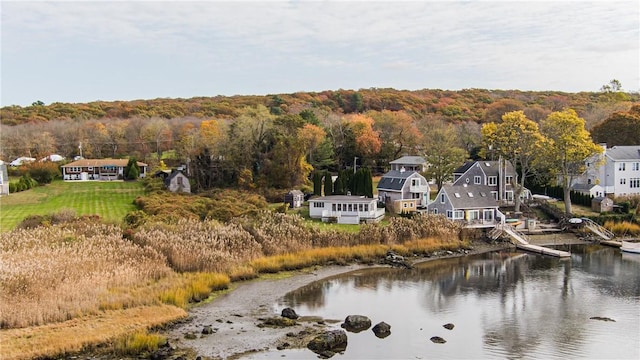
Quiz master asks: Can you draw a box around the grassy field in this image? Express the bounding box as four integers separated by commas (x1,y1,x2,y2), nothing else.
0,180,145,232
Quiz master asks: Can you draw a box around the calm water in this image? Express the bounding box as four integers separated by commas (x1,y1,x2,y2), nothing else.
247,245,639,359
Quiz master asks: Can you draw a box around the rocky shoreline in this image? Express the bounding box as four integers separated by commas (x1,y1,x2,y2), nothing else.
158,240,517,360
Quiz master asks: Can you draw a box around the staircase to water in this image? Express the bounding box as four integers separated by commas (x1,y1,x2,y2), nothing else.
581,218,615,240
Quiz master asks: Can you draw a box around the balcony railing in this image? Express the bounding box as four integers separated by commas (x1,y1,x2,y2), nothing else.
409,184,430,193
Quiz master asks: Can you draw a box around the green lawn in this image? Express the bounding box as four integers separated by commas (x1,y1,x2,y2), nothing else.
0,180,145,232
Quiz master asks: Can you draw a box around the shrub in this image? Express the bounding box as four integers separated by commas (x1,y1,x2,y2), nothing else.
114,331,166,355
25,161,60,184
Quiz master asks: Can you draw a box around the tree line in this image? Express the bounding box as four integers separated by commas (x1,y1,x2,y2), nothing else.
1,88,638,201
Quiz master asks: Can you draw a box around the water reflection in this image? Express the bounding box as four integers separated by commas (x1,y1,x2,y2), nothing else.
267,245,639,359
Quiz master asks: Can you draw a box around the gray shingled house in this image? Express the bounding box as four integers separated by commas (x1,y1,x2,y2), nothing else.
377,169,430,214
427,183,503,227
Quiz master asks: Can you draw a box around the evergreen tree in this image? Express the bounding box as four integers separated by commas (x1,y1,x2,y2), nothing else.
124,158,140,180
323,171,333,196
313,171,323,196
364,168,374,198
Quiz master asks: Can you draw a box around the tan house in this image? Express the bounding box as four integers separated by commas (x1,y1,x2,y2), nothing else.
61,159,147,181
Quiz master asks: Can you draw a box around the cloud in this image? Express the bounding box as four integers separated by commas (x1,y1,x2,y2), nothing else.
1,1,638,105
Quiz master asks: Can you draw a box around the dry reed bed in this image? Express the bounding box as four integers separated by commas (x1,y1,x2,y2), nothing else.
0,223,171,328
1,211,465,358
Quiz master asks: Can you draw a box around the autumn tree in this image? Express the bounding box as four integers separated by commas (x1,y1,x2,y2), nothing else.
421,120,468,190
590,104,640,147
482,99,524,123
480,111,545,212
370,110,421,166
341,114,381,167
540,109,603,215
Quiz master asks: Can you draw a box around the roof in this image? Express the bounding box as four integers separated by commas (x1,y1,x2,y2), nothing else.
606,146,640,161
389,156,426,165
61,159,148,168
286,190,304,195
571,183,601,191
440,184,499,209
453,160,516,177
165,170,187,185
377,170,420,191
308,195,376,203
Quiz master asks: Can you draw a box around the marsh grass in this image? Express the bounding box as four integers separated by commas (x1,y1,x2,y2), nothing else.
1,210,466,359
0,305,186,360
114,330,167,355
604,220,640,236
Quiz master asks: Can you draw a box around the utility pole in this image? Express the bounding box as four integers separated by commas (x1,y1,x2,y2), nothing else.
354,156,358,174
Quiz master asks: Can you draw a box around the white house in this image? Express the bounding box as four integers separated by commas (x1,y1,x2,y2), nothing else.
61,158,147,181
308,195,385,224
0,160,9,195
573,144,640,198
389,156,427,172
427,184,504,228
377,168,430,214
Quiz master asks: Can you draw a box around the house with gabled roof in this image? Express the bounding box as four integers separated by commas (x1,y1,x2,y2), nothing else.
572,144,640,197
452,160,528,205
377,168,430,214
165,169,190,193
61,158,147,181
427,183,504,227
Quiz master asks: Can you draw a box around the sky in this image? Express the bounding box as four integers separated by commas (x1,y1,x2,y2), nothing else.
1,0,639,107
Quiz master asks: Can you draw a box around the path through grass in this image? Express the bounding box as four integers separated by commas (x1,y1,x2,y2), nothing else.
0,180,145,232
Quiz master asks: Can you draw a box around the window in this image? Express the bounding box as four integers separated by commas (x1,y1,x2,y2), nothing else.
454,210,464,219
348,204,353,212
364,204,369,212
454,192,461,198
633,163,640,171
506,176,513,185
403,203,408,208
619,163,626,171
433,208,438,214
313,202,324,208
468,192,474,197
488,176,497,186
620,178,626,185
474,176,481,184
630,178,640,188
337,204,342,211
332,204,336,211
491,191,498,200
440,194,445,203
358,204,363,212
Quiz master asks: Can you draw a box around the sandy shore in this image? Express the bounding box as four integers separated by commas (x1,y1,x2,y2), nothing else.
161,242,520,359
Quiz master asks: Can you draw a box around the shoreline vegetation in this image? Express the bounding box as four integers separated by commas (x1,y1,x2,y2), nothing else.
1,209,480,360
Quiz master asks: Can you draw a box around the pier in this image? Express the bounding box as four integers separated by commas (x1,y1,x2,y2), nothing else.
490,224,571,258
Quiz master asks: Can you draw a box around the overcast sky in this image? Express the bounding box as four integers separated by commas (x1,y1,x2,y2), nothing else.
1,0,638,107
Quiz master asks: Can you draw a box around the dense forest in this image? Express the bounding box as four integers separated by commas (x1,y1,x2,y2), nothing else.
1,87,639,192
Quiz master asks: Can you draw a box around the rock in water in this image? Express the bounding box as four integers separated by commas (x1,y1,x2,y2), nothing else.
281,307,299,319
341,315,372,333
372,321,391,338
590,316,616,322
430,336,446,344
443,323,455,330
307,329,348,356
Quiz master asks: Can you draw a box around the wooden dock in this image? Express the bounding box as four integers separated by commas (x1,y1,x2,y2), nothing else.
502,226,571,258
